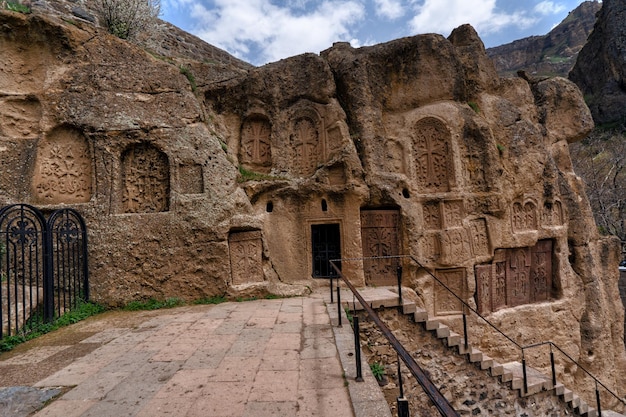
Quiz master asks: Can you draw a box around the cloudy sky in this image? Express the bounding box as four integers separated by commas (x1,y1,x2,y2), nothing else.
160,0,597,66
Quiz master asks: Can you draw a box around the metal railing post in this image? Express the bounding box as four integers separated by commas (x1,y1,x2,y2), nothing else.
462,310,469,351
354,316,363,382
522,350,528,395
596,381,602,417
330,277,334,303
397,265,403,305
550,345,557,388
397,354,410,417
337,285,342,327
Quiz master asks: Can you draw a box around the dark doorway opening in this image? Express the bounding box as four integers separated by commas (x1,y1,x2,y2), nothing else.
311,224,341,278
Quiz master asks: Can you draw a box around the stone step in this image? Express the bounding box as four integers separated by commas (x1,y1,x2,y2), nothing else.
402,302,416,314
446,332,462,348
561,387,574,402
479,355,494,371
435,323,450,338
413,308,428,323
490,361,505,377
571,394,581,409
425,319,440,331
467,347,483,363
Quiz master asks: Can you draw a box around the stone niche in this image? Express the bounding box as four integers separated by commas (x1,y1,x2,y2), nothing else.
475,239,554,314
289,108,327,177
32,126,92,204
412,117,454,192
121,143,170,213
228,230,264,285
239,115,272,174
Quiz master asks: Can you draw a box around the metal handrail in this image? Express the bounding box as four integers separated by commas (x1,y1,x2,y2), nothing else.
329,260,460,417
331,254,626,412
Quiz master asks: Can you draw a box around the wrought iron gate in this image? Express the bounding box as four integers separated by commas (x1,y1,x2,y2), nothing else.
0,204,89,339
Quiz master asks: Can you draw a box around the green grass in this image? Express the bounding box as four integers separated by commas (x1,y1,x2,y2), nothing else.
123,297,184,311
468,101,480,114
238,166,281,182
179,66,197,92
0,301,105,352
193,295,227,305
5,1,31,13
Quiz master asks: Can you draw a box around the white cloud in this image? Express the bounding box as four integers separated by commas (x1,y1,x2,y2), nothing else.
189,0,365,65
374,0,406,19
408,0,536,38
534,1,567,15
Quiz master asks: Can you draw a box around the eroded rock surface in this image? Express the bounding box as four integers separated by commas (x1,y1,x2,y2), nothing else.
0,5,624,405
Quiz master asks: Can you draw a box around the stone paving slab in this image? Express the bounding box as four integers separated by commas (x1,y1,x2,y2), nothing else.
0,289,374,416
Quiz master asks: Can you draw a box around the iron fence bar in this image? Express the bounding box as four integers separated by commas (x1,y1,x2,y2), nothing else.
397,265,403,305
550,346,557,388
330,260,460,417
330,278,334,303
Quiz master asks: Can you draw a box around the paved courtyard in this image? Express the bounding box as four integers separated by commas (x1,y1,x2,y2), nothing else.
0,291,360,417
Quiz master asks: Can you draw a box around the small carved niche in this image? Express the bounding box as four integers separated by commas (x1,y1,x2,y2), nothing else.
32,126,92,204
511,199,538,232
434,268,466,316
229,230,264,285
386,139,407,175
122,143,170,213
413,117,453,192
290,111,326,177
240,115,272,173
474,239,554,314
542,200,564,227
178,164,203,194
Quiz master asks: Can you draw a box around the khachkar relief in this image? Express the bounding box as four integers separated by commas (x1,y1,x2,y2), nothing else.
541,200,564,227
240,116,272,173
290,115,326,177
435,268,465,316
420,200,489,264
474,239,554,314
122,143,169,213
229,231,264,285
33,127,92,204
511,200,538,232
413,117,453,192
361,210,400,286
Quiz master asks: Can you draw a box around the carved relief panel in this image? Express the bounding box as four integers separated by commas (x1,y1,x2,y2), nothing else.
542,200,564,227
178,164,203,194
512,200,538,232
413,117,453,192
469,218,490,256
443,200,464,228
291,116,325,177
474,240,554,314
361,210,401,286
423,201,442,230
229,231,264,285
33,127,92,204
440,228,472,265
435,268,465,316
122,143,169,213
240,116,272,173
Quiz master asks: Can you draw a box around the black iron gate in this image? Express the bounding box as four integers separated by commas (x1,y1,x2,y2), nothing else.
0,204,89,339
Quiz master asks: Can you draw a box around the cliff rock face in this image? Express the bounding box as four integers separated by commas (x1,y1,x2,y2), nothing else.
0,7,624,407
570,0,626,124
488,1,600,78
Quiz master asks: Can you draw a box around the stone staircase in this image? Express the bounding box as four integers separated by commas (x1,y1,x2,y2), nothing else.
339,286,625,417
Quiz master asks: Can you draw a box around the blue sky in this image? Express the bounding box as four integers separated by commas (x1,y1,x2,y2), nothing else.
160,0,598,66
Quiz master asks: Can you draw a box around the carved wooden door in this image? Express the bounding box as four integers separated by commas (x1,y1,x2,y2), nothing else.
361,210,400,286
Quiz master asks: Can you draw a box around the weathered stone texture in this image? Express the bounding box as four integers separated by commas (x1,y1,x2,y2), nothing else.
0,6,624,403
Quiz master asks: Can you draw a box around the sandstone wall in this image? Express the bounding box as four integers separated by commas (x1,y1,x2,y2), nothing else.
0,10,624,404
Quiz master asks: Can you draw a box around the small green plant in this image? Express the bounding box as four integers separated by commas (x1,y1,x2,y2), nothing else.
5,1,31,13
468,101,480,113
370,362,385,381
496,143,506,154
123,297,183,311
237,166,279,182
179,66,197,92
344,306,353,323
